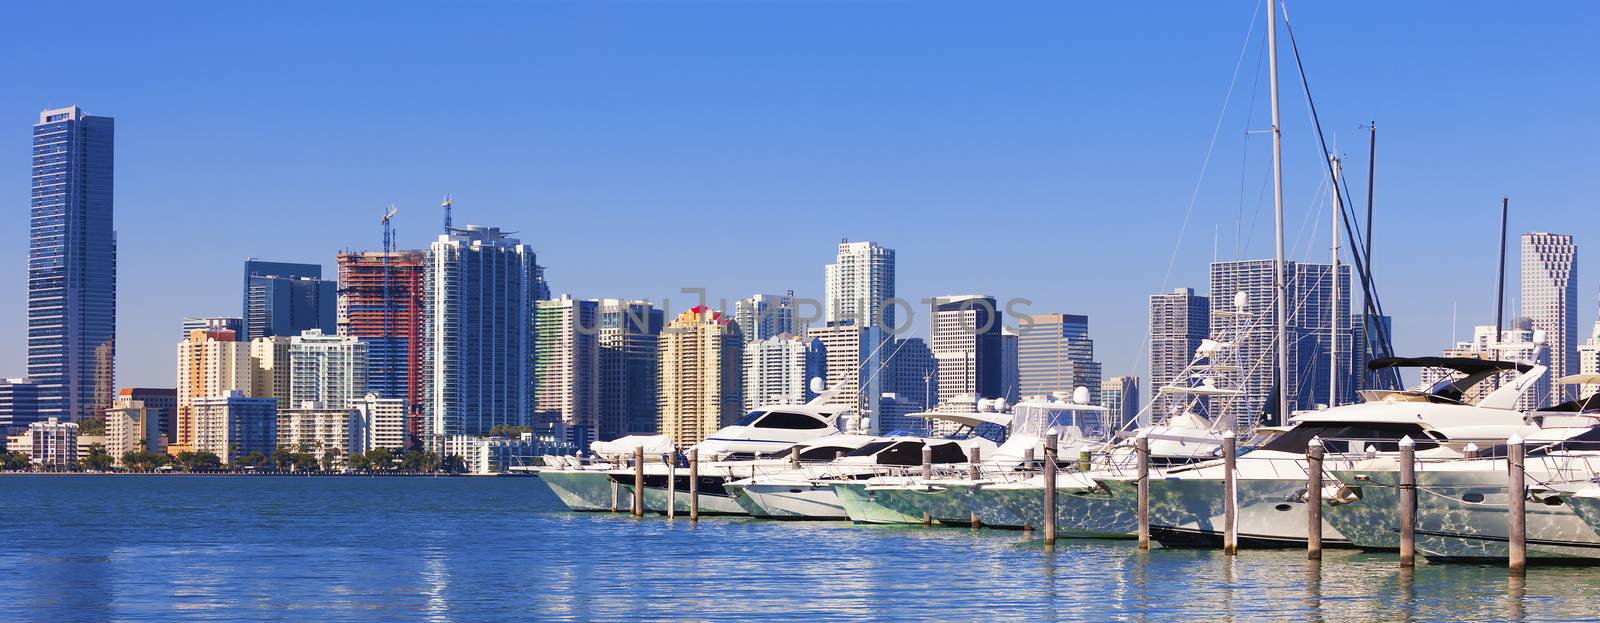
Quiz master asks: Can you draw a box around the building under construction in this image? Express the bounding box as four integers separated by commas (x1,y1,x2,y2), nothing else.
336,250,425,443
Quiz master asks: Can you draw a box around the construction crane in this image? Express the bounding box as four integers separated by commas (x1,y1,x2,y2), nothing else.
441,194,453,233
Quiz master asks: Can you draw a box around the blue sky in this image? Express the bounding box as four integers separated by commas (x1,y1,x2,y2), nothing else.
1,1,1597,388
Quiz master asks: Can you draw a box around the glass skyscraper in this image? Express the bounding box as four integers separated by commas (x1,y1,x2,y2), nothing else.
29,106,116,421
243,259,335,340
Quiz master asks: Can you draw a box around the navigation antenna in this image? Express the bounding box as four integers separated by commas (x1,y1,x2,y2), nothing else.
442,194,453,234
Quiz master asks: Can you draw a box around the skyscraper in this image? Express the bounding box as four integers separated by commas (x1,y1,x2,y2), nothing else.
175,328,252,453
1101,376,1140,430
248,336,292,408
808,322,892,433
535,295,600,447
743,333,825,411
597,299,664,439
1149,288,1210,419
657,306,743,449
1209,260,1351,429
1521,232,1578,403
1578,310,1600,400
180,317,243,341
422,225,541,441
193,391,277,464
112,387,177,452
243,260,336,340
1015,312,1102,404
336,250,425,423
930,295,1005,408
29,106,116,421
734,292,800,343
825,240,896,332
0,378,42,431
288,329,368,411
889,337,939,413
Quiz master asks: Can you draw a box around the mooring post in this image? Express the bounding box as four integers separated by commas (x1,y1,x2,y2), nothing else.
921,445,934,526
1137,430,1150,550
1044,433,1059,543
633,446,645,517
1307,436,1324,560
666,450,677,519
610,474,619,513
1223,430,1238,555
1399,435,1416,567
1021,446,1037,532
969,446,982,529
1508,434,1526,574
791,446,801,469
689,447,699,522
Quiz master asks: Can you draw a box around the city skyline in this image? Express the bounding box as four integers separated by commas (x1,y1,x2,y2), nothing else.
3,3,1599,396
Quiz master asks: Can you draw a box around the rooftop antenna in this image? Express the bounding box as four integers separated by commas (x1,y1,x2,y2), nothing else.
442,194,454,234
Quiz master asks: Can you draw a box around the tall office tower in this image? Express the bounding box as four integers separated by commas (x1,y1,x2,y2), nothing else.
657,306,743,449
743,333,825,411
825,240,896,332
1015,312,1101,404
248,336,291,407
180,317,243,341
1101,376,1140,430
1521,232,1578,403
243,260,336,340
535,296,600,447
1209,260,1351,429
808,322,892,432
113,387,177,449
890,337,939,413
1148,288,1210,419
192,391,277,464
597,299,664,439
0,378,42,431
336,250,425,420
422,225,541,441
1352,312,1395,391
175,328,252,453
734,292,801,343
1578,314,1600,399
1001,328,1020,402
288,329,368,411
29,106,116,421
353,393,408,452
930,295,1004,408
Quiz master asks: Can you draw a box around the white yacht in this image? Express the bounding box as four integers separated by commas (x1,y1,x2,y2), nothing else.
1097,357,1547,548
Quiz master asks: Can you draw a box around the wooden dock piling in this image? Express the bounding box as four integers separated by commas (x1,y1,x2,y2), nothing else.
666,450,677,519
633,446,644,517
1508,434,1526,574
689,447,699,521
969,446,982,529
1399,435,1415,567
922,445,933,526
1043,433,1059,543
1222,430,1237,555
1306,437,1324,560
1137,430,1150,550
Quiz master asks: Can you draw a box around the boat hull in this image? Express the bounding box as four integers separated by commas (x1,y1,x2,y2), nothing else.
833,482,928,525
726,481,848,519
981,474,1136,538
537,470,626,512
1099,476,1349,548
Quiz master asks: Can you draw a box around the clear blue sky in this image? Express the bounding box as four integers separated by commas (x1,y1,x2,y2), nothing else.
2,1,1597,388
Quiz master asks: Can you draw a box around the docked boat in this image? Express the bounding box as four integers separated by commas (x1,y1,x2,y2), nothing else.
1098,357,1547,548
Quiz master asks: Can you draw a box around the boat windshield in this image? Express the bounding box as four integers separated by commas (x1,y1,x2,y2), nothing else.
732,410,830,430
844,441,925,466
1258,422,1440,454
734,411,767,426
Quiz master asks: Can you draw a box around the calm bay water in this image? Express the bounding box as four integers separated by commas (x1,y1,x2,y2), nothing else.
2,474,1596,622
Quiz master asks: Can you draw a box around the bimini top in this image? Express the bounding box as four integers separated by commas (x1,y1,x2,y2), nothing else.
1367,356,1533,374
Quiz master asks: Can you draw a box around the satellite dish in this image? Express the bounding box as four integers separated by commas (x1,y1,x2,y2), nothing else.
1073,386,1091,405
1234,291,1249,311
810,377,825,394
994,397,1008,412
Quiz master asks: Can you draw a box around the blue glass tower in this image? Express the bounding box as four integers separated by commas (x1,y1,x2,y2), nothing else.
29,106,116,421
243,260,336,340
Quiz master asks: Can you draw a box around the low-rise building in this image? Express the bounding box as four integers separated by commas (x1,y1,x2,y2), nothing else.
27,418,79,469
277,402,356,463
106,400,166,463
353,393,408,452
441,433,570,474
193,391,277,464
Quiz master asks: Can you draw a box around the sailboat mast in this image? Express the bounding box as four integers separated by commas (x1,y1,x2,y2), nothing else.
1267,0,1290,422
1329,155,1342,408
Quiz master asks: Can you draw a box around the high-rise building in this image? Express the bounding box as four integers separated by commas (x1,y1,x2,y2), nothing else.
889,337,939,414
1001,328,1020,403
535,296,600,447
1521,232,1578,403
288,330,368,411
29,106,116,422
112,387,176,451
353,393,408,453
1579,306,1600,399
175,328,252,453
105,399,163,464
0,378,42,432
336,250,425,423
243,260,335,340
825,240,896,332
597,299,663,439
193,391,277,464
657,306,743,449
1423,325,1552,412
422,225,542,441
1210,260,1352,429
1352,312,1396,391
248,336,292,407
1101,376,1140,430
26,418,79,469
1015,312,1101,404
1149,288,1210,419
734,292,801,343
808,322,892,432
180,317,243,341
743,333,825,411
930,295,1005,407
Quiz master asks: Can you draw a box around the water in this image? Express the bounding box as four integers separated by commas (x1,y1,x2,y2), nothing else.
2,475,1596,622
